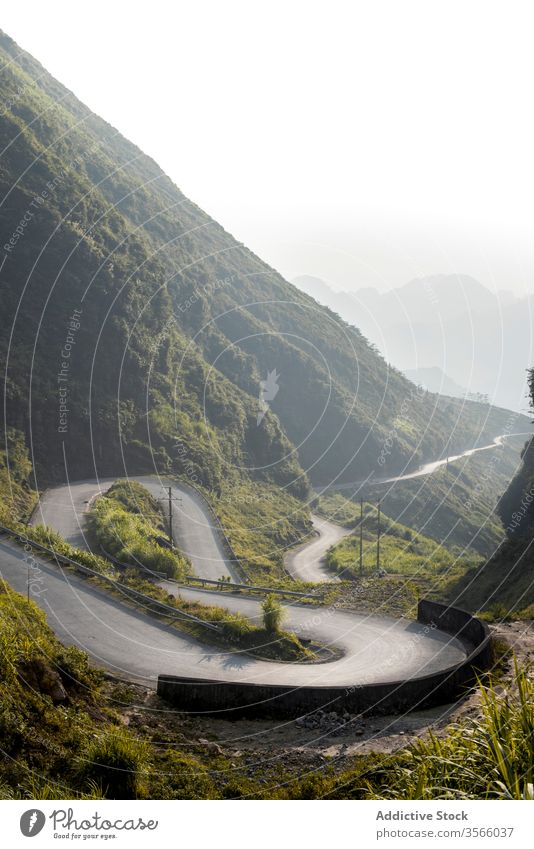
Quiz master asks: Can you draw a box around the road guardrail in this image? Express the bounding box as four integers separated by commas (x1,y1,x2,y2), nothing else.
0,523,220,632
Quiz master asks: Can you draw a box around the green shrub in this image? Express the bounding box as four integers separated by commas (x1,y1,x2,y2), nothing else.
78,726,149,799
55,645,103,691
478,603,513,623
153,751,219,799
90,494,187,579
262,595,284,633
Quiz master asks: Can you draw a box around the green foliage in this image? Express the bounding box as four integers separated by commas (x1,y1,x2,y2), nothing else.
0,577,315,800
262,594,284,633
90,487,187,579
477,603,514,623
213,479,313,582
0,579,217,801
150,751,219,800
0,428,36,524
321,435,528,560
56,645,103,691
0,580,104,797
361,661,534,800
166,590,312,662
15,522,117,578
78,726,149,799
450,424,534,610
103,480,165,528
322,499,479,586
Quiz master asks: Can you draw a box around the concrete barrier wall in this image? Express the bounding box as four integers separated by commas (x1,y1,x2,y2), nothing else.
418,599,490,652
157,600,493,718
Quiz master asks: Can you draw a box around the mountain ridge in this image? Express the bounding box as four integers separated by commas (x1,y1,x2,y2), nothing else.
293,273,533,412
0,29,528,511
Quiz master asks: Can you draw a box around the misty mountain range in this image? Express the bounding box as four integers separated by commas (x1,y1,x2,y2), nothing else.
293,274,534,413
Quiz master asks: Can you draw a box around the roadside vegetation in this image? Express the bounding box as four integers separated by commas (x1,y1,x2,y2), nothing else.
319,495,479,587
2,510,317,665
90,477,317,589
318,435,527,560
84,480,317,661
212,479,313,583
323,661,534,800
112,568,316,663
0,462,318,664
1,577,532,800
0,428,37,525
262,594,284,633
89,480,188,579
450,436,534,615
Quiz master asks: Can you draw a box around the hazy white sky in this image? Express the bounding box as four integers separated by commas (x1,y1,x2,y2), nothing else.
3,0,534,294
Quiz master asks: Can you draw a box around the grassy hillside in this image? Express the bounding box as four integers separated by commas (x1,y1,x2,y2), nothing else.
450,425,534,614
1,577,532,800
214,478,313,582
0,428,36,524
0,580,308,799
323,501,480,587
0,28,528,513
319,434,529,559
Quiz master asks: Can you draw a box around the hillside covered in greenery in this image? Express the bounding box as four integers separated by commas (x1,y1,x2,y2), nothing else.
319,432,530,556
450,374,534,614
0,28,528,520
323,500,480,586
1,575,532,800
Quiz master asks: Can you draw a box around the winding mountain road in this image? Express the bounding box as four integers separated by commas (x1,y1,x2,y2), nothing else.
284,515,351,582
293,435,530,579
34,433,526,585
317,433,530,493
0,534,467,687
0,467,496,692
33,477,344,584
32,476,240,582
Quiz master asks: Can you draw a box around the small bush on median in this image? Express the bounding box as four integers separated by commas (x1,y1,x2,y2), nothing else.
262,594,284,634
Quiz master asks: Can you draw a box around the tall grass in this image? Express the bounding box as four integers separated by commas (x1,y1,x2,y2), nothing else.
364,659,534,800
77,726,149,799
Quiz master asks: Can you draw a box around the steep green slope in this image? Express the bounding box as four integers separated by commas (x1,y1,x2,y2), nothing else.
0,428,36,523
450,424,534,614
0,28,528,514
319,434,529,558
322,501,480,583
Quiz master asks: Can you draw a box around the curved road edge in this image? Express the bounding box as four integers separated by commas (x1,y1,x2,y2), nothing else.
0,533,469,694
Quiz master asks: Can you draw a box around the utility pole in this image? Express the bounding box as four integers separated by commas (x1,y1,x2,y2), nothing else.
164,487,182,549
359,498,364,577
168,486,173,548
376,500,381,574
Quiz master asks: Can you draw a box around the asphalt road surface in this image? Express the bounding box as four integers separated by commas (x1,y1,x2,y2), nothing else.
34,478,349,584
316,433,531,493
32,476,239,582
0,534,468,688
284,514,352,582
